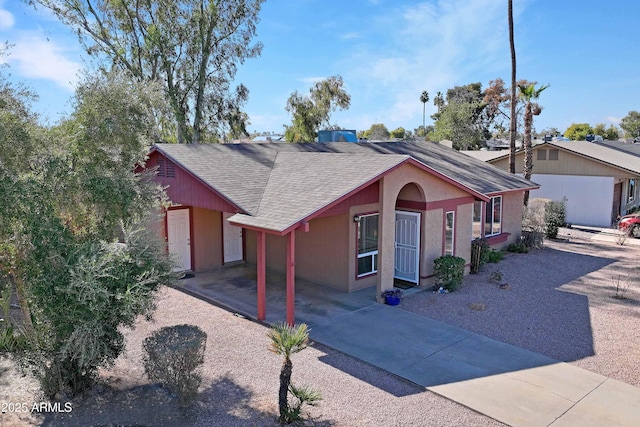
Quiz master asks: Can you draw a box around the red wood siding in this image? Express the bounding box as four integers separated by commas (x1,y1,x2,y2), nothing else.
148,151,239,213
317,181,380,218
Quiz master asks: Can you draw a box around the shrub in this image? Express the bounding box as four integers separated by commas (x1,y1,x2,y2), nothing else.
485,249,504,263
143,324,207,406
506,242,529,253
544,199,566,239
434,255,465,291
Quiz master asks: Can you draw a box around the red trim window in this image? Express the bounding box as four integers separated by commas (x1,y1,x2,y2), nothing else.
485,196,502,237
356,213,379,277
445,211,455,255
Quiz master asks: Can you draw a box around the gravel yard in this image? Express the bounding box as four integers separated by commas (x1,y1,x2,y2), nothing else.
1,228,638,426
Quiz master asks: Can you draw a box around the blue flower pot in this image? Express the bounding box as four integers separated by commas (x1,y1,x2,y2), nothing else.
385,295,401,306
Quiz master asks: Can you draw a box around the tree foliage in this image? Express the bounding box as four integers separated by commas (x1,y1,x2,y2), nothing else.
284,75,351,142
390,127,406,139
519,82,548,205
592,123,619,140
364,123,390,140
431,83,490,150
620,111,640,138
30,0,265,143
564,123,592,141
0,71,175,397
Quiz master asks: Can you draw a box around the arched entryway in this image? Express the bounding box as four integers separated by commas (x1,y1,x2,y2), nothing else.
394,183,425,284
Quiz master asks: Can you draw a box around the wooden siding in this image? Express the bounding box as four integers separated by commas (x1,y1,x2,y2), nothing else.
149,151,239,213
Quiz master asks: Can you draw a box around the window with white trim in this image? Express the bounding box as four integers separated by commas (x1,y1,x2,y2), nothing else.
628,179,636,203
484,196,502,236
445,211,455,255
357,214,378,277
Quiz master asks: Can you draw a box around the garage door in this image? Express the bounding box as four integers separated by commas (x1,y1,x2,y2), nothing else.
529,175,613,227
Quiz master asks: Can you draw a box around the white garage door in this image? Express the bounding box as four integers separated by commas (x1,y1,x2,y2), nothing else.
529,175,614,227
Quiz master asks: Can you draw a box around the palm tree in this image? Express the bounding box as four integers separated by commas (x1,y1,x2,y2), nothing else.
519,82,549,205
420,90,429,129
508,0,517,173
268,322,309,424
434,91,445,112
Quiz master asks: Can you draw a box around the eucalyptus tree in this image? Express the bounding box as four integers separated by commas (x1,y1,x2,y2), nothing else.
284,75,351,142
519,82,549,205
420,90,429,129
620,111,640,138
29,0,265,143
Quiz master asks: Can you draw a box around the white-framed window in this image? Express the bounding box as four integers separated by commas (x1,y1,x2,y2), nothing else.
484,196,502,236
445,211,455,255
628,179,636,203
357,214,378,277
472,201,482,239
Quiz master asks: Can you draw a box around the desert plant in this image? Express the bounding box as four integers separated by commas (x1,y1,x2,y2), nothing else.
615,224,628,246
267,322,320,424
506,242,529,253
143,324,207,406
284,384,323,423
434,255,465,291
612,275,630,300
522,200,546,248
544,199,566,239
485,249,504,263
489,270,504,284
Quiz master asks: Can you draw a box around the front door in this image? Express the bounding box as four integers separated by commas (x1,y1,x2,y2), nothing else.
167,209,191,272
223,212,244,263
394,211,420,284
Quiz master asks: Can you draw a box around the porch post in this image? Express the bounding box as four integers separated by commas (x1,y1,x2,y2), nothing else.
257,231,266,321
377,176,396,302
286,231,296,326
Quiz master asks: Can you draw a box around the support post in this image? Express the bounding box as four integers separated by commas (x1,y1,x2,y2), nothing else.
286,231,296,326
257,231,266,321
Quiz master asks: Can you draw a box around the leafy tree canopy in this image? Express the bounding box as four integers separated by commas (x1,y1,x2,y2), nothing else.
620,111,640,138
390,126,406,139
30,0,265,143
592,123,620,140
564,123,592,140
363,123,390,140
284,75,350,142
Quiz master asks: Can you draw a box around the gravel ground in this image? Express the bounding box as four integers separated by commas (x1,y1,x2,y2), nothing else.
2,228,638,426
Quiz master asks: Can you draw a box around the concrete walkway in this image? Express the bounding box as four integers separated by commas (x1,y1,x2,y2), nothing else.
178,266,640,427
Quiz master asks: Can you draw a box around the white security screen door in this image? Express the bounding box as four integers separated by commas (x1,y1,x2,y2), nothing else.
223,212,244,263
167,209,191,272
394,211,421,283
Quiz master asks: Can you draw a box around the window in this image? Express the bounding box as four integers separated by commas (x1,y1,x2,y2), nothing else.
629,179,636,203
548,149,559,160
472,201,482,239
537,149,547,161
484,196,502,236
357,214,378,277
445,211,455,255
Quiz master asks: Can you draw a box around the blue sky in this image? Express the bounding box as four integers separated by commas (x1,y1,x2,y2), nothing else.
2,0,639,136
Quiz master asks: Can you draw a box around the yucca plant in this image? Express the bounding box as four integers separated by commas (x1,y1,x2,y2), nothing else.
267,322,312,424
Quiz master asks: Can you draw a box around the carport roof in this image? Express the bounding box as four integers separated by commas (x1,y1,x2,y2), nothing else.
151,141,538,233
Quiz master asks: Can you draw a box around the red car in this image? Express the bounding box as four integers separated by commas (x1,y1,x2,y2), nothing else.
618,213,640,238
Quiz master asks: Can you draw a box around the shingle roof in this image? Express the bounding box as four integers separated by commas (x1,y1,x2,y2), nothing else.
595,140,640,158
231,152,409,232
543,141,640,175
152,141,538,232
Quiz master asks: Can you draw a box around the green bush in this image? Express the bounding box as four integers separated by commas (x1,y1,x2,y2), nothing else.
506,242,529,253
143,324,207,406
545,199,566,239
434,255,465,291
485,249,504,263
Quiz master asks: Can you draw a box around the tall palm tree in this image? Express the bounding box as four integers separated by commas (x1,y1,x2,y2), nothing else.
508,0,517,173
519,82,549,205
420,90,429,129
268,322,309,424
434,91,445,112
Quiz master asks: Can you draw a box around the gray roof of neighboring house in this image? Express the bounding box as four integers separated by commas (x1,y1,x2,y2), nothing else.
463,141,640,176
152,141,538,232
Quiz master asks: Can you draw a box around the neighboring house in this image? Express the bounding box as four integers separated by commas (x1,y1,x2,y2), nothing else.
463,141,640,227
148,141,537,324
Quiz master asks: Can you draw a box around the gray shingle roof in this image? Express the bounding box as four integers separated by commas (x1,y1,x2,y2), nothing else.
152,141,538,232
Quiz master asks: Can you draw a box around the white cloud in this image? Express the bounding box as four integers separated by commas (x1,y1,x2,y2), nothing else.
9,34,82,90
0,8,14,30
605,116,621,125
340,0,514,129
